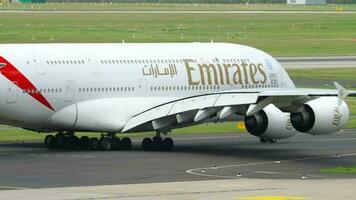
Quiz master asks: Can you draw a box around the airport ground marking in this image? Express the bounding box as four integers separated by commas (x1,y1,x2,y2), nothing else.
185,152,356,179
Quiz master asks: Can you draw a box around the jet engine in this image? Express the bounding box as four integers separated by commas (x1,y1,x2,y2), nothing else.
290,97,349,135
244,104,297,140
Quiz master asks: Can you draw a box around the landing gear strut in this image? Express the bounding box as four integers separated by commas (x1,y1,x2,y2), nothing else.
142,131,174,151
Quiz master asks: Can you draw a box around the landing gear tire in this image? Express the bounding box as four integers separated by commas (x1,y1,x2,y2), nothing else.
44,135,51,148
268,138,277,143
44,135,52,147
142,137,153,151
121,137,132,150
152,136,163,150
142,137,174,151
69,135,80,150
44,135,56,149
56,134,67,150
79,136,90,150
260,137,268,143
89,138,100,151
62,137,71,150
45,133,132,151
110,137,121,150
260,137,277,144
99,137,112,151
162,137,174,151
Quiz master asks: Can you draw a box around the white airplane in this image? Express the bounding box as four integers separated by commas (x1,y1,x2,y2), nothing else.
0,43,354,151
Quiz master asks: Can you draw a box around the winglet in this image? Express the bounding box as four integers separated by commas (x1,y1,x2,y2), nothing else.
334,81,350,105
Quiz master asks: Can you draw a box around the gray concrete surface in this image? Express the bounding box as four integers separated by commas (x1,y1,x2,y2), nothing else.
1,179,355,200
0,130,356,190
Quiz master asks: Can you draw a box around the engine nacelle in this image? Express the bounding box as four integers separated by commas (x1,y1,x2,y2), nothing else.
290,97,349,135
244,104,297,139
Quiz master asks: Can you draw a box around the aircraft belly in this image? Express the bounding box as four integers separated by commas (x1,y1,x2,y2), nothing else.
47,97,178,132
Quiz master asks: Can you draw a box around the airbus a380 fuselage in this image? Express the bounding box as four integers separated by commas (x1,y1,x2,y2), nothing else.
0,43,353,150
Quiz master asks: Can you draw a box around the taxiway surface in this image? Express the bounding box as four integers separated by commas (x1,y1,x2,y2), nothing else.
0,130,356,190
278,56,356,69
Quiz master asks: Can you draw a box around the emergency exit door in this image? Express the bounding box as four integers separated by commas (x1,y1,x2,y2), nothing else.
65,80,75,102
6,81,18,104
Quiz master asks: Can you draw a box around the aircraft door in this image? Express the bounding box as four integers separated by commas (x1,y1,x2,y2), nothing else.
65,80,75,102
89,57,99,73
87,52,99,74
6,81,18,104
138,79,146,97
28,53,45,75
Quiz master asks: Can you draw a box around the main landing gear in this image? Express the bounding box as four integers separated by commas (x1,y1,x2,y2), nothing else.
259,137,277,144
141,131,174,151
44,132,132,151
44,131,175,151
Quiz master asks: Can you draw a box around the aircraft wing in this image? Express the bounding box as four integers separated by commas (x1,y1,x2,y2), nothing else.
122,92,259,133
122,83,356,133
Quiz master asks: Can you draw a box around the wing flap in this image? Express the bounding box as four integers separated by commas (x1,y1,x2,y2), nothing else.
214,93,259,107
122,92,259,133
168,94,220,115
122,103,174,132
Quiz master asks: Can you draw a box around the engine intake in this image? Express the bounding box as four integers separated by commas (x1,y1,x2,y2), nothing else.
291,105,315,133
244,104,297,139
290,97,349,135
245,110,268,137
